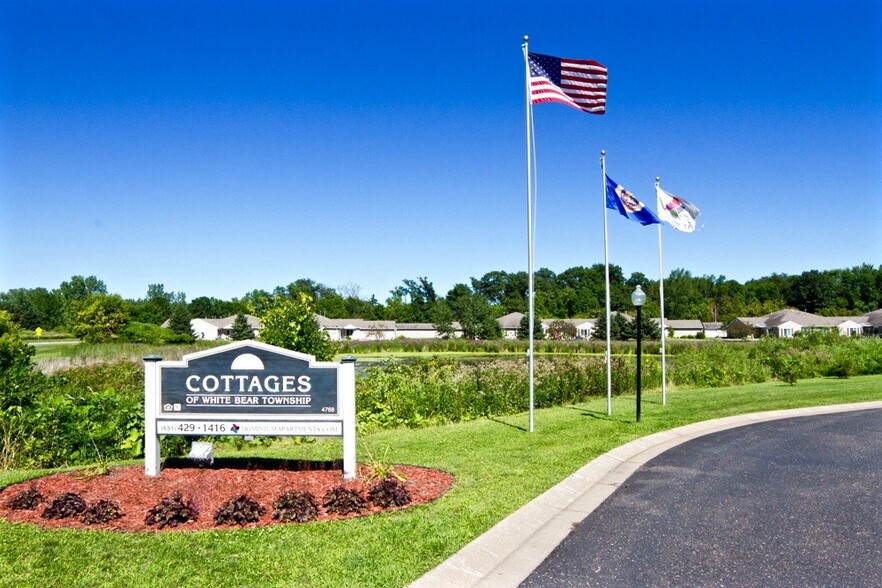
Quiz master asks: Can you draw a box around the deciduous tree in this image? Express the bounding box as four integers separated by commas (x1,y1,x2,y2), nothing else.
258,293,334,361
71,294,130,343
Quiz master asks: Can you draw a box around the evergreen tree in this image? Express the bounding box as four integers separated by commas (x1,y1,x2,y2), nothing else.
167,302,195,342
229,312,255,340
593,312,660,341
593,313,633,341
517,312,545,340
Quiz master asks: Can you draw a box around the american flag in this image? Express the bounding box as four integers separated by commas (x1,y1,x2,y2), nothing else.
528,52,607,115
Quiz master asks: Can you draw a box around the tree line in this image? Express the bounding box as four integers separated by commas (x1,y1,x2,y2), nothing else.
2,264,880,338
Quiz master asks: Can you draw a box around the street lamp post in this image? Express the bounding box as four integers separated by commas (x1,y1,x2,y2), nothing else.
631,285,646,423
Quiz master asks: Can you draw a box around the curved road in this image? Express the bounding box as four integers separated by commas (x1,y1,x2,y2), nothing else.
521,409,882,587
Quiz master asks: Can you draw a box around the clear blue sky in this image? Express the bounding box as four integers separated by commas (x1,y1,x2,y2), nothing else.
2,0,880,303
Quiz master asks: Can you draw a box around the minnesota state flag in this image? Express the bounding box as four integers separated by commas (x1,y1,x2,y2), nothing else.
605,175,660,226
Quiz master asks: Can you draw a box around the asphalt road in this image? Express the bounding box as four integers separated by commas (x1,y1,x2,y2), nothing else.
520,409,882,587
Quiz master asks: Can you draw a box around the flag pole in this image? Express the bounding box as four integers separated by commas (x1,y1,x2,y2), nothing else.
656,176,668,406
601,150,613,415
523,35,535,432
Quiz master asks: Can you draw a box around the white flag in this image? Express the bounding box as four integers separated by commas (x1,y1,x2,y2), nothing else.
656,186,700,233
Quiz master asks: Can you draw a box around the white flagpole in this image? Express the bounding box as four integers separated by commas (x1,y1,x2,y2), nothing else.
656,177,668,406
601,150,613,415
523,36,535,432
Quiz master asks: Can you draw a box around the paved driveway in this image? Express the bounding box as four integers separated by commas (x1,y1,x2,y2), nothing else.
520,409,882,587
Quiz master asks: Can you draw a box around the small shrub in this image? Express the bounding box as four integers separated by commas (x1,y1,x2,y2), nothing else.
272,490,320,523
144,493,198,529
42,492,87,519
213,495,266,526
368,478,412,508
6,485,43,510
81,499,122,524
322,486,367,515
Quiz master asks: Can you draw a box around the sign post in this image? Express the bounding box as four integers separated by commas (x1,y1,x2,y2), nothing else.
144,341,356,479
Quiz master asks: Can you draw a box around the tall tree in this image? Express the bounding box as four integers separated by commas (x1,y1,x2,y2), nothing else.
258,293,334,361
167,301,195,342
229,312,255,341
446,284,499,339
386,277,437,323
0,288,64,330
430,301,457,339
58,275,107,328
593,312,634,341
517,313,545,340
71,294,130,343
131,283,175,325
786,270,835,314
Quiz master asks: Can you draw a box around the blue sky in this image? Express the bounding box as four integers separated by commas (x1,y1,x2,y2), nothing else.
2,0,880,303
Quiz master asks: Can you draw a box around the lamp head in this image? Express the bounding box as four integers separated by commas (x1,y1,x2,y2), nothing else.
631,285,647,307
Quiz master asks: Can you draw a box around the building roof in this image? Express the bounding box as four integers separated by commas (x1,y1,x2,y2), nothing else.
665,319,704,330
541,318,596,328
862,309,882,326
209,314,261,329
171,314,261,330
497,312,525,329
315,315,395,330
727,309,875,331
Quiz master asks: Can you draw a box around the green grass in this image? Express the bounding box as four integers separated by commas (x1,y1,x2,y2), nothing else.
28,340,80,360
1,375,880,587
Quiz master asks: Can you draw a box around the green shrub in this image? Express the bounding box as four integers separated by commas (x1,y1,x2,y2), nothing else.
119,321,175,345
20,364,145,468
1,360,145,469
668,342,769,388
0,332,44,410
355,355,653,430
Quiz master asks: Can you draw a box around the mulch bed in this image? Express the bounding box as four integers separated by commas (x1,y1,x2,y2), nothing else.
0,459,454,532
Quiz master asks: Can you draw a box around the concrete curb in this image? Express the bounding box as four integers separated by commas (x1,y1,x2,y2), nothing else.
410,401,882,588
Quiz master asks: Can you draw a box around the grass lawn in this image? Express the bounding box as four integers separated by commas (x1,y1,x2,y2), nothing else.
28,340,80,360
1,375,880,587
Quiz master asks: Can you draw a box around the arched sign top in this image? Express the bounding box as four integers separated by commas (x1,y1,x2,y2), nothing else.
231,353,264,370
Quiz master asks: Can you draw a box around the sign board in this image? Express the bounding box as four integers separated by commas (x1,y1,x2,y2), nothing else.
144,341,355,478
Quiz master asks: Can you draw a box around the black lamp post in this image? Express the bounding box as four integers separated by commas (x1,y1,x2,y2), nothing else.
631,285,646,423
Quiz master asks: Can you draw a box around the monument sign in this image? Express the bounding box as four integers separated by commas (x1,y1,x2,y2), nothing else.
143,340,355,478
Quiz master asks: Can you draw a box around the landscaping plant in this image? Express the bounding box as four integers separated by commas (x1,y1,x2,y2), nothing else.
41,492,87,519
322,486,367,515
144,493,199,529
368,478,411,508
213,495,266,526
5,485,43,510
271,490,320,523
81,499,122,524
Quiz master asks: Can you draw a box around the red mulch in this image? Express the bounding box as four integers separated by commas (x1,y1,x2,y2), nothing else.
0,460,454,532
